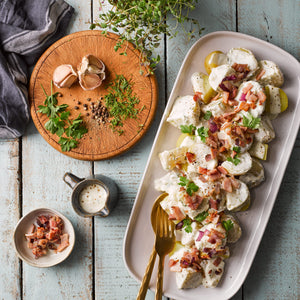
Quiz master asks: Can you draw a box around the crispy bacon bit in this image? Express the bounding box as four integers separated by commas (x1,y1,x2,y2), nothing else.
186,152,196,163
242,83,253,94
208,169,221,182
193,92,202,102
258,90,266,105
256,69,266,81
206,133,219,149
211,148,218,159
211,228,225,239
230,177,241,189
222,91,229,104
180,248,202,271
228,99,239,106
211,92,221,101
199,175,208,183
184,194,203,210
57,234,70,252
209,198,218,210
36,227,45,239
213,257,222,267
222,177,233,193
232,63,250,73
205,154,212,161
236,101,250,112
169,206,185,221
215,268,223,275
199,167,208,175
217,166,228,175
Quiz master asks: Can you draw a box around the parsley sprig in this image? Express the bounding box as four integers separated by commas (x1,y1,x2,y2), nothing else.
227,156,241,166
180,124,196,135
194,211,208,223
242,112,261,129
197,126,209,143
178,176,199,196
203,110,212,120
38,82,88,152
182,218,192,233
91,0,203,74
222,219,234,232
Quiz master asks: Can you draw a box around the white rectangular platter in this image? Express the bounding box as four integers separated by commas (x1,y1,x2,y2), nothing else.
123,31,300,300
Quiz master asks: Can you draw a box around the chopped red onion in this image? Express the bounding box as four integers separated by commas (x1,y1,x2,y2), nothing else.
204,229,211,236
175,221,183,230
209,119,218,133
240,93,247,101
223,75,237,81
196,230,204,241
219,82,230,92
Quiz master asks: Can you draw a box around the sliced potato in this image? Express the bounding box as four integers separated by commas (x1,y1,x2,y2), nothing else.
204,50,226,74
221,152,252,176
159,147,188,171
191,72,217,104
254,115,275,143
249,141,268,160
176,267,203,289
257,60,284,87
239,158,265,188
221,214,242,243
226,180,250,211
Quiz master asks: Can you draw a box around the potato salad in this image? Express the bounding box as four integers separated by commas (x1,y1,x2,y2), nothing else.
154,48,288,289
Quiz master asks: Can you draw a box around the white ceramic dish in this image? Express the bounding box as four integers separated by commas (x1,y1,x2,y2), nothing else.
123,31,300,300
13,208,75,268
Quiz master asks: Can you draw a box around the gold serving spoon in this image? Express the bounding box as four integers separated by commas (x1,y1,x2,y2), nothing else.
136,193,172,300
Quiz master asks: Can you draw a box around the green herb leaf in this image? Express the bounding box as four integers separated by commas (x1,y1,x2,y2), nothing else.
178,176,199,196
178,176,189,187
183,218,192,233
227,156,241,166
242,113,261,129
233,146,241,153
194,211,209,223
222,220,234,232
203,110,212,120
180,124,196,135
197,126,209,143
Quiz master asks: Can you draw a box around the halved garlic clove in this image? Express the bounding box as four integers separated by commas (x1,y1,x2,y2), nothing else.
77,55,106,91
79,73,103,91
53,64,78,88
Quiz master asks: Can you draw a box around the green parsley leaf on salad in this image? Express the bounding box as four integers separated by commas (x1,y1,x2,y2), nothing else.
180,124,196,135
222,220,234,232
194,211,208,223
233,146,241,153
197,126,209,143
242,112,261,129
178,176,199,196
203,110,212,120
183,218,192,233
227,156,241,166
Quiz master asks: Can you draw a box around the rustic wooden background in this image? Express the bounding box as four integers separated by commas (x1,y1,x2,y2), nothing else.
0,0,299,299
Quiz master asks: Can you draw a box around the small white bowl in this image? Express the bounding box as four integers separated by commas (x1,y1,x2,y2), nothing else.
13,208,75,268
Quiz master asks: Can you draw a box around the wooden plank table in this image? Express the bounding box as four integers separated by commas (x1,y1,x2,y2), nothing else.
0,0,299,299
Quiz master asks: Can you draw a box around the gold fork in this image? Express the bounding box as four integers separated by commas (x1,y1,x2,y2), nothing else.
154,205,175,300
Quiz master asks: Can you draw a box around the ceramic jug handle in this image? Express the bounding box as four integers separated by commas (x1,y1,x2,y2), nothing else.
63,172,84,189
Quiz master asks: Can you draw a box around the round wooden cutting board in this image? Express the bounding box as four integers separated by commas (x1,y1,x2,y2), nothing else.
29,30,158,160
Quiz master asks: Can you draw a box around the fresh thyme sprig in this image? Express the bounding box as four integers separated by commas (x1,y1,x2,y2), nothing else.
91,0,203,74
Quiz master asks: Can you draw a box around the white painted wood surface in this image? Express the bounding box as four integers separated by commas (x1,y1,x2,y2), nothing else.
0,0,298,299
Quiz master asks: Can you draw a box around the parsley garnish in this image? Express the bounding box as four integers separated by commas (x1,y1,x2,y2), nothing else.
178,176,199,196
180,124,196,135
197,126,209,143
183,218,192,233
222,220,234,232
38,82,88,152
227,156,241,166
242,112,261,129
203,111,212,120
233,146,241,153
194,211,209,223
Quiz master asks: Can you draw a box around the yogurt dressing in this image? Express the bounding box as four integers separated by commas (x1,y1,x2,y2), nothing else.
79,183,107,213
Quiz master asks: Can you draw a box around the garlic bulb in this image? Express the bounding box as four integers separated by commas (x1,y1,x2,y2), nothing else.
53,64,78,88
78,55,106,91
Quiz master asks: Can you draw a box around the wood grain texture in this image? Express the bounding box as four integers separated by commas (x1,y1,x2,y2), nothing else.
21,1,94,299
92,2,168,299
29,30,158,160
0,140,21,300
238,1,300,299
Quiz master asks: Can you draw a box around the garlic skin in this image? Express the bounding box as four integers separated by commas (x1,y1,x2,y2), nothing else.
78,55,106,91
53,64,78,88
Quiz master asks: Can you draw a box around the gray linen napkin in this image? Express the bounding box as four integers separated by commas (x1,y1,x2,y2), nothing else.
0,0,74,139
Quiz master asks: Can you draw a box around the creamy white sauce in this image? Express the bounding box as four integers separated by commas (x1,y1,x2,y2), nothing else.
79,184,107,213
